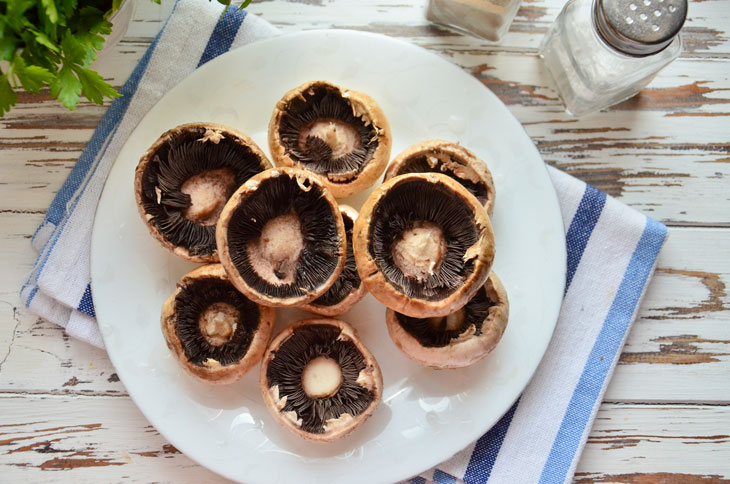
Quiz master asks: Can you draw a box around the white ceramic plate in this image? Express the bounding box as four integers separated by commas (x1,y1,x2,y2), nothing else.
91,30,566,484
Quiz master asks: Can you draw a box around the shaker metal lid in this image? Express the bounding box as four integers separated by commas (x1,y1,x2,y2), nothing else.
594,0,687,56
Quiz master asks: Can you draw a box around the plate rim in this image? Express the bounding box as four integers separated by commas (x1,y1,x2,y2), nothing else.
90,28,567,484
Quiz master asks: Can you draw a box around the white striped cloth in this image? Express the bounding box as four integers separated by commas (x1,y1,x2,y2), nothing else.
20,2,667,483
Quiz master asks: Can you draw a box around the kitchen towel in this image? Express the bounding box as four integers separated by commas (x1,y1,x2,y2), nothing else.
19,1,667,483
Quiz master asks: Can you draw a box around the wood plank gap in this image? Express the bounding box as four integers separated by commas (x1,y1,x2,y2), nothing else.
0,390,129,398
603,400,730,407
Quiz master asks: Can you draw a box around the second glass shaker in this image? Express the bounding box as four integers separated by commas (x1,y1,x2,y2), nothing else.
427,0,524,42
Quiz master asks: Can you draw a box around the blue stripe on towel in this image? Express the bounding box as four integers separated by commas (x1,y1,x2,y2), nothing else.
463,400,519,484
461,182,606,484
433,469,457,484
409,478,427,484
78,283,96,318
538,217,667,484
564,185,606,291
197,7,247,66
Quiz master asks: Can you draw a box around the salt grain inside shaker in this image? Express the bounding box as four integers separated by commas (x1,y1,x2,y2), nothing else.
427,0,524,42
539,0,687,116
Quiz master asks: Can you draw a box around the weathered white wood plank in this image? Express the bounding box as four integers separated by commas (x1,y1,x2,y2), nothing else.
241,0,730,58
0,394,222,482
606,228,730,403
576,404,730,482
1,395,728,483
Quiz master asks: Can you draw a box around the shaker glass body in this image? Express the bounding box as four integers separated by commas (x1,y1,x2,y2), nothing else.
427,0,523,42
539,0,681,116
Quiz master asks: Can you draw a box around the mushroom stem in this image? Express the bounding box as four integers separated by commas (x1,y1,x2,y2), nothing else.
248,212,304,284
392,221,447,282
301,119,359,159
198,302,239,346
428,308,466,332
301,356,344,399
181,168,236,225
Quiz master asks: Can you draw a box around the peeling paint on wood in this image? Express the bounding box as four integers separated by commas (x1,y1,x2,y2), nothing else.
649,268,729,318
39,457,127,470
587,432,730,450
613,81,730,111
515,5,549,21
575,472,730,483
681,26,729,54
472,64,558,105
619,351,727,365
620,333,729,365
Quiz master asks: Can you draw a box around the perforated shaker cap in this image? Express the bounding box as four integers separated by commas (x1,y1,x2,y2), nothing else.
594,0,687,56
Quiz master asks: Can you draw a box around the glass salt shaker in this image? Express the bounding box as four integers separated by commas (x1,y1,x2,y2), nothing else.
427,0,524,42
539,0,687,116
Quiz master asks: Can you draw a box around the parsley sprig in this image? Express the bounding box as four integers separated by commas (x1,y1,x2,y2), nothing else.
0,0,251,117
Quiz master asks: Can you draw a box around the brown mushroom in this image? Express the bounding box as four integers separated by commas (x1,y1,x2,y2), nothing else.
260,318,382,442
216,167,346,308
268,80,392,198
135,122,271,262
161,264,275,384
353,172,495,318
384,140,496,216
298,205,367,316
386,271,509,369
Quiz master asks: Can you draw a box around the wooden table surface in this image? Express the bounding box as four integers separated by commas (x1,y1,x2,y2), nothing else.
1,0,729,482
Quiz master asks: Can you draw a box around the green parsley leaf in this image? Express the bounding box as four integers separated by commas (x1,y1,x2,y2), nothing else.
13,58,55,93
41,0,59,24
0,35,17,62
50,65,82,110
33,31,60,53
60,0,79,18
5,0,35,19
0,74,18,117
76,7,112,37
73,66,121,105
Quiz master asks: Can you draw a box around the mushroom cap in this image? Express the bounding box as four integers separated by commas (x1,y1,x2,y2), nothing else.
353,172,495,318
216,167,347,308
386,271,509,369
135,122,272,263
161,264,275,384
384,140,496,217
268,80,392,198
259,318,383,442
298,205,368,316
